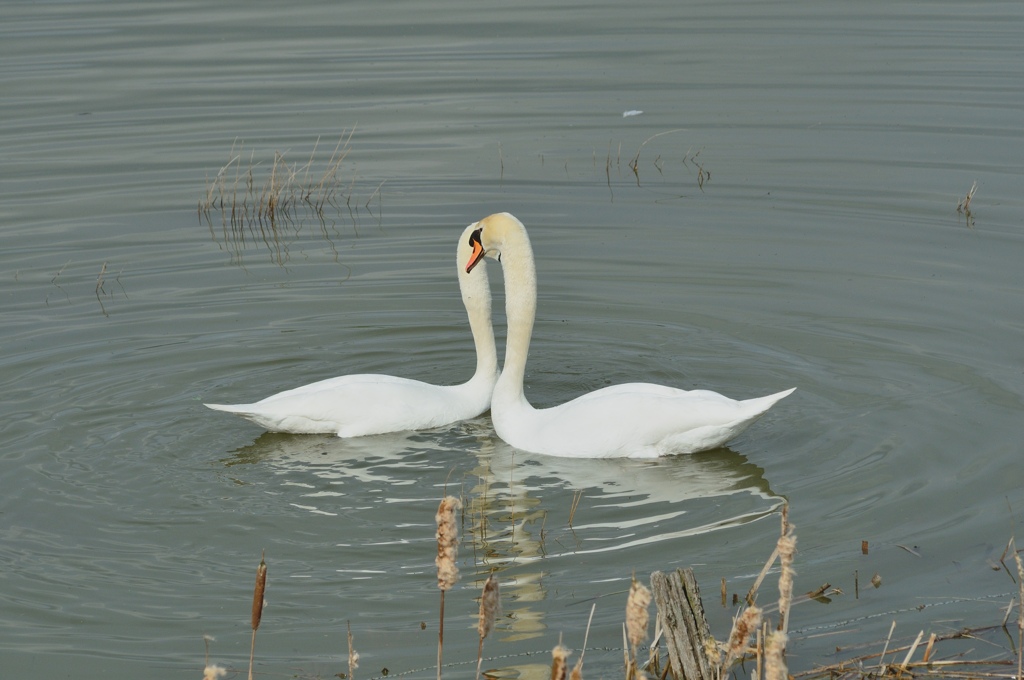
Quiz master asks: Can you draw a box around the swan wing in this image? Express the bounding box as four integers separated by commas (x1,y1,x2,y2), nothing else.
205,374,489,437
504,385,794,458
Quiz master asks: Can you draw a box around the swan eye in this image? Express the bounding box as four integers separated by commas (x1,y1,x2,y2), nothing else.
468,228,482,245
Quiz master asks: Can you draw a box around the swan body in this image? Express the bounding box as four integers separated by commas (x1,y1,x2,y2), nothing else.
464,212,794,458
206,224,499,437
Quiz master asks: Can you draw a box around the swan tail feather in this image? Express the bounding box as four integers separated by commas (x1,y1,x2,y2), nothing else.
744,387,796,414
204,403,254,414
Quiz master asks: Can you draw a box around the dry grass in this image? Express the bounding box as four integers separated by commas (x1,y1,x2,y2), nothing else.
198,132,383,265
199,132,356,226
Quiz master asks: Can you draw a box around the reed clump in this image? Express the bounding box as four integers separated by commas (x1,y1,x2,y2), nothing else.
198,132,384,265
200,132,355,227
205,500,1023,680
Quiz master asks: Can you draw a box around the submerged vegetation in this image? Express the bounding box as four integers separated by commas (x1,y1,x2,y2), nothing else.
202,502,1024,680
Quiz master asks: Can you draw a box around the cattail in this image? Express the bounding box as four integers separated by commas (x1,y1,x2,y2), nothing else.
764,630,789,680
251,553,267,631
626,576,652,654
765,522,796,680
626,575,651,680
722,605,763,670
203,665,227,680
435,496,461,680
776,528,796,636
248,551,267,680
436,496,461,591
347,621,359,680
476,574,500,680
551,642,571,680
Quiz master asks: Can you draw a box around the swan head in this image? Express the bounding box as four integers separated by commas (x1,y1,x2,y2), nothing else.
457,222,493,307
465,212,528,273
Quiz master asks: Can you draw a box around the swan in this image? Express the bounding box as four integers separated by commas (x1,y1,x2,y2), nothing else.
464,212,795,458
205,223,499,437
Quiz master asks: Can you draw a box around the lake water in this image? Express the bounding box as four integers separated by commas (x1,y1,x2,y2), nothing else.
2,1,1023,678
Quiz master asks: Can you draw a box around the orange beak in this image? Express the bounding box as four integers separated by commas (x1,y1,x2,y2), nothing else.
466,232,486,273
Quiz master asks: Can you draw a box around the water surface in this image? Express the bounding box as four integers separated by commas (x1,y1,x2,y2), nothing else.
2,1,1023,678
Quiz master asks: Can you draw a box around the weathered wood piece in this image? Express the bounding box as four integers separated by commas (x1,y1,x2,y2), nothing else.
650,568,717,680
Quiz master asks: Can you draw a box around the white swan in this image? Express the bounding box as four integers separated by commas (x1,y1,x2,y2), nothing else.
205,223,499,437
464,212,795,458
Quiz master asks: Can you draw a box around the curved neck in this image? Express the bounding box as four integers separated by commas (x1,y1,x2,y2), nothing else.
496,229,537,398
460,263,499,383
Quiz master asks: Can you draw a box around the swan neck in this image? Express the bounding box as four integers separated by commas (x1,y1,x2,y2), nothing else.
497,233,537,396
460,263,499,382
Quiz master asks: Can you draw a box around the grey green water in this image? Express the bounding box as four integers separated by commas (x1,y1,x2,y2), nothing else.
2,1,1023,678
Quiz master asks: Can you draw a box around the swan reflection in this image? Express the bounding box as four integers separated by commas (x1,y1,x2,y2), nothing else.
218,422,781,653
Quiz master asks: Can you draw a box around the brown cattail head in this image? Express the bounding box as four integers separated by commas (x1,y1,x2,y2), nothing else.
251,551,267,631
478,574,500,640
722,605,762,669
551,643,570,680
435,496,461,591
626,576,652,651
776,528,797,634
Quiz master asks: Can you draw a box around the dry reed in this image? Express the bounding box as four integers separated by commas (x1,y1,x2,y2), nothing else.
956,180,978,228
435,495,461,680
248,551,267,680
569,490,584,528
1013,543,1023,680
570,604,596,680
957,180,977,215
198,131,383,266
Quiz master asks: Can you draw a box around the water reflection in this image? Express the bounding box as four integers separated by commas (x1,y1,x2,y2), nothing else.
218,423,781,654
